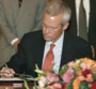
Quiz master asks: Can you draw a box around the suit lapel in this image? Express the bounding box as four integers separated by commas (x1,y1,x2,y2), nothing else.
60,32,68,67
60,32,74,67
34,32,46,69
35,40,45,69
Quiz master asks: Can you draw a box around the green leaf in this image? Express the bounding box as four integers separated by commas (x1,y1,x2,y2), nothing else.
65,80,73,89
23,79,30,89
35,64,45,75
34,64,46,80
35,65,46,76
59,65,68,75
79,80,89,89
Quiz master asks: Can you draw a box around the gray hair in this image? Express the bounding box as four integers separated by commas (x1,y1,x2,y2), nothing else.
44,0,71,25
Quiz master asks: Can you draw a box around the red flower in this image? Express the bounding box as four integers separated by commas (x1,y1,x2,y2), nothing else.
90,82,96,89
48,83,62,89
62,83,67,89
82,69,91,77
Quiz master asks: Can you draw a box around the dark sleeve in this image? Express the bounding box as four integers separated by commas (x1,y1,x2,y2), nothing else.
7,36,27,74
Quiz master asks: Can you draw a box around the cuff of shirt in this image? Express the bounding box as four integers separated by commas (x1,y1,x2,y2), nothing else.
11,38,19,45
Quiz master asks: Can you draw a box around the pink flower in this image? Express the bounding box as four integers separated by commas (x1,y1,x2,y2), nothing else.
46,72,60,84
80,63,90,70
62,68,74,83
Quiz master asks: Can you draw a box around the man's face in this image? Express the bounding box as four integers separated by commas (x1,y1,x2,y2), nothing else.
42,13,64,42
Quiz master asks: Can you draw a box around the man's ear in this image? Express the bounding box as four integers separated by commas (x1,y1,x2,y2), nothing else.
62,22,69,31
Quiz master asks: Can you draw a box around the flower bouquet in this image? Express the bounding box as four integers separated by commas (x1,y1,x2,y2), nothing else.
34,58,96,89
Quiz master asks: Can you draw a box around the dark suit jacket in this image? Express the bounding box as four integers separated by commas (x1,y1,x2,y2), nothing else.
0,0,46,67
64,0,96,48
7,31,92,77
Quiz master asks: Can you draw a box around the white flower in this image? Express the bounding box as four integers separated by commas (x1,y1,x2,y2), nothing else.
38,76,47,88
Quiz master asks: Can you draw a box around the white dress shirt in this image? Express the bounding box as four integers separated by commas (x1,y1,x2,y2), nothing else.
75,0,90,36
43,32,64,73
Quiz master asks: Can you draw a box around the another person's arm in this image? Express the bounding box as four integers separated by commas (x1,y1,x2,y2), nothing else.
0,1,20,49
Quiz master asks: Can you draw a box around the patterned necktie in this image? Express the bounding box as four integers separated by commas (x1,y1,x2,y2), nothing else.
42,44,55,72
79,0,88,41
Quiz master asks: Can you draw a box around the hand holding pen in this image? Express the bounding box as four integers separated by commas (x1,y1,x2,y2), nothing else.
0,64,15,78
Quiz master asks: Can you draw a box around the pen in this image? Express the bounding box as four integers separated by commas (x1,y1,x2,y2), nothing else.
4,64,8,68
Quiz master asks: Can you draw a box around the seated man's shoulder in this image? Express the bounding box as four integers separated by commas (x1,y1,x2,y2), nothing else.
20,30,43,44
68,32,88,42
65,32,90,46
23,30,42,38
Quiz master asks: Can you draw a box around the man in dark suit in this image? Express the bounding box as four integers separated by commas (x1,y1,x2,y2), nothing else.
0,0,46,67
64,0,96,58
0,0,92,77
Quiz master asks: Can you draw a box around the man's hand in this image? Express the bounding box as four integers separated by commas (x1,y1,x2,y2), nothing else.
0,67,15,78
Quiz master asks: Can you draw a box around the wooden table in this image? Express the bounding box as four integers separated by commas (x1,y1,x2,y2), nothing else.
0,78,34,89
0,86,20,89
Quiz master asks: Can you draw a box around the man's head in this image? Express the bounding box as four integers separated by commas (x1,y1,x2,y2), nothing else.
42,0,71,42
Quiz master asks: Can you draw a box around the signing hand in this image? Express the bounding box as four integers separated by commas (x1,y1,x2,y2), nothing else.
0,67,15,78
